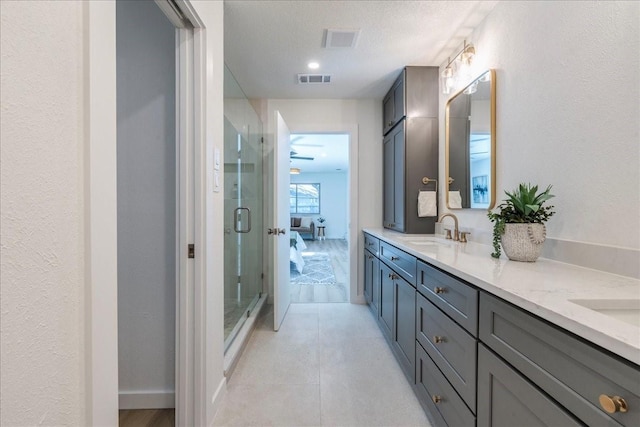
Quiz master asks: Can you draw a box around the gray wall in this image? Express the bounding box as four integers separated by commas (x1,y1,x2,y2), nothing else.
117,0,176,407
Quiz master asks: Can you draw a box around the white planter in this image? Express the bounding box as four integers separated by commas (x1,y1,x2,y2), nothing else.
501,223,546,262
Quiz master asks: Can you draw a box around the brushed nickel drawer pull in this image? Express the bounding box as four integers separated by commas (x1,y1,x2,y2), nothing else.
433,336,445,344
388,273,399,280
391,256,400,261
599,394,628,414
432,395,442,404
434,287,446,294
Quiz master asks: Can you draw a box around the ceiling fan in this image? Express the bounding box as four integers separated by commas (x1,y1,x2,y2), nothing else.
290,149,314,161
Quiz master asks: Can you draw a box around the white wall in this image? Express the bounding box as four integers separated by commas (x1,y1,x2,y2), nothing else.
116,0,176,407
0,1,86,425
291,172,349,239
438,1,639,275
1,0,227,425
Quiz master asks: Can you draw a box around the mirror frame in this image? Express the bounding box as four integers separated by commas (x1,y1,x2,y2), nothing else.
445,69,496,210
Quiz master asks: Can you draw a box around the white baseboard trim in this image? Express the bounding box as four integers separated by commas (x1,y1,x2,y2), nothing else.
119,391,175,410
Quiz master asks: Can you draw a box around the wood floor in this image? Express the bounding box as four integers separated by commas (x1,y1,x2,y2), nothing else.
290,238,349,303
119,408,174,427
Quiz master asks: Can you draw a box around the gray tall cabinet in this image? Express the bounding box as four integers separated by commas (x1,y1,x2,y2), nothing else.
382,66,439,233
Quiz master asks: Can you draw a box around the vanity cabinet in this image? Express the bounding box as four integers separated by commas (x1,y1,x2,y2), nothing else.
361,231,640,427
382,66,439,234
479,292,640,427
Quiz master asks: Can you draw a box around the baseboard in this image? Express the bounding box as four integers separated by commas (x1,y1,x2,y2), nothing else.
119,391,174,409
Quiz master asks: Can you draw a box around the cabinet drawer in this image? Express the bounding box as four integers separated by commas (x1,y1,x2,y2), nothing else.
363,233,379,257
380,242,416,286
417,293,477,413
417,260,478,335
416,342,475,427
477,344,582,427
480,293,640,427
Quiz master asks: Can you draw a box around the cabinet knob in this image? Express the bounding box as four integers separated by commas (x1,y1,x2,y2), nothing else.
391,256,400,261
388,273,399,280
368,242,374,246
599,394,628,414
433,336,445,344
431,395,442,404
367,255,373,260
434,287,446,294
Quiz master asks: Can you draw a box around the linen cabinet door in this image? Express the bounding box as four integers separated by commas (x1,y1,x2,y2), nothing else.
477,344,582,427
383,133,395,229
392,124,405,232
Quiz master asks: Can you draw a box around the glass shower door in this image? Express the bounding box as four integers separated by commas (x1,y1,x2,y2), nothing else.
223,114,264,350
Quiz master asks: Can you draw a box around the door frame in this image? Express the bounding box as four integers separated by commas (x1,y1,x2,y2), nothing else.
84,1,207,425
284,125,360,303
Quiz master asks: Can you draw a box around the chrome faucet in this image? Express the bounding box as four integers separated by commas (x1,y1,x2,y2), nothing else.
438,213,460,241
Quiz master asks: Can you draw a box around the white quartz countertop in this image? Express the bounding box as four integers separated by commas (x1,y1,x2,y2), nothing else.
363,228,640,366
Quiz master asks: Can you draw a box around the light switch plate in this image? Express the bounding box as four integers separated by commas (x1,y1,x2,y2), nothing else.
214,171,220,192
214,147,221,171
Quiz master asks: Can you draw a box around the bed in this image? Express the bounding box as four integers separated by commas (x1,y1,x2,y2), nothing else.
290,231,307,273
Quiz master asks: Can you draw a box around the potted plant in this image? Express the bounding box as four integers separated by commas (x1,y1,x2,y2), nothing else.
487,183,555,261
317,216,326,225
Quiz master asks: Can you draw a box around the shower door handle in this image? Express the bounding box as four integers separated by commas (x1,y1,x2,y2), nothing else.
234,207,251,233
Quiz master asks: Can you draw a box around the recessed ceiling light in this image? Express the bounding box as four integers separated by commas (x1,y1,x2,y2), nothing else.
308,62,319,70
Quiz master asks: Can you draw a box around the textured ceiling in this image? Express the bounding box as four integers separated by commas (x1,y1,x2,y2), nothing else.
224,0,498,99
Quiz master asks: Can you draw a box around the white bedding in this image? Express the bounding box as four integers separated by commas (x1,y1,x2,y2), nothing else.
290,231,307,273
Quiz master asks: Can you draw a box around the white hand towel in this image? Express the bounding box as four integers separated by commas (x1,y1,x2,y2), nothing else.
418,191,437,217
449,191,462,209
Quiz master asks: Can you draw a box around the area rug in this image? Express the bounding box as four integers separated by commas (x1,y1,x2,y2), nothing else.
290,252,336,285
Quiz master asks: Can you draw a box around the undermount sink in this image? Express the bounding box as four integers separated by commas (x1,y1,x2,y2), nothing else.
405,237,455,246
570,299,640,328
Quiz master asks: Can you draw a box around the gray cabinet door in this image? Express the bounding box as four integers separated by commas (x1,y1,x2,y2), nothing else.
392,123,405,232
383,122,405,232
383,132,395,229
393,275,415,380
364,249,379,315
363,250,373,305
392,74,405,124
383,91,394,135
478,344,582,427
379,262,394,340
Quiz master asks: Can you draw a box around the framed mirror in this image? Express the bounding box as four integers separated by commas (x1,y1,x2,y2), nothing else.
445,69,496,210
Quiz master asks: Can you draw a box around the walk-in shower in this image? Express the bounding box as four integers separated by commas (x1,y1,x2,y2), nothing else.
223,66,264,350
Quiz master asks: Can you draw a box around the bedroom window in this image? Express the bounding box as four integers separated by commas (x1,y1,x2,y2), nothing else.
290,183,320,214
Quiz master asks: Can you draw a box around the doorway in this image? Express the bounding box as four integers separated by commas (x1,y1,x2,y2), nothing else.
288,133,350,303
116,0,196,425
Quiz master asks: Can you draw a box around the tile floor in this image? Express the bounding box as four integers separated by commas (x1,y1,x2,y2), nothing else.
212,303,432,426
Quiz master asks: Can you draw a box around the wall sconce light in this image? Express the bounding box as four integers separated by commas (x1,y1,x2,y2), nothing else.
290,167,301,174
441,40,476,95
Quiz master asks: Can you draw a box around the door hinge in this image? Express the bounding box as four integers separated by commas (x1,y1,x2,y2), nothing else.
261,273,264,279
188,244,195,258
261,137,264,143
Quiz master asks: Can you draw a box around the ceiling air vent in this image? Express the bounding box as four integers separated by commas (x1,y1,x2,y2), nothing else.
323,29,360,49
297,74,332,84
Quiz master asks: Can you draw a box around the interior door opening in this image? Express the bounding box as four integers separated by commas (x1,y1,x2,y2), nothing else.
288,133,350,304
116,1,197,425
